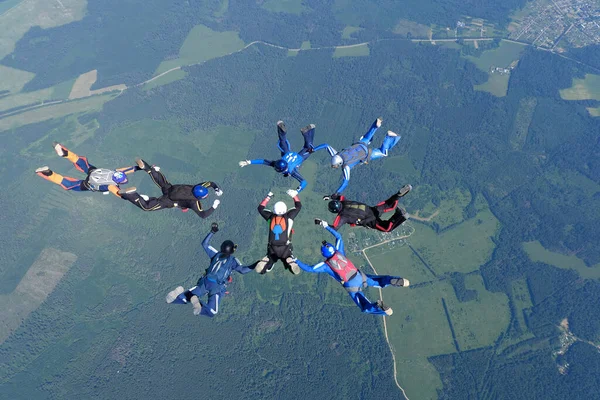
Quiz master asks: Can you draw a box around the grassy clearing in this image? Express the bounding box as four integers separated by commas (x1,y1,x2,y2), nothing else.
366,243,436,285
523,241,600,280
341,25,362,39
0,248,77,343
586,107,600,117
0,87,53,113
0,93,115,132
0,0,22,15
511,278,533,330
0,65,34,94
465,41,526,97
0,0,86,59
393,19,431,38
214,0,228,17
447,274,510,350
560,73,600,101
333,44,370,58
408,186,471,230
262,0,306,15
510,97,537,150
154,25,245,76
411,208,499,275
380,282,456,400
300,41,312,50
465,41,526,71
474,73,510,97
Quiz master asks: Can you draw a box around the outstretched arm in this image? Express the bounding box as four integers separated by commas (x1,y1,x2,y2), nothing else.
333,166,351,195
233,257,254,275
290,170,307,193
286,191,302,219
312,143,330,152
202,230,219,258
325,225,345,255
325,145,337,157
191,200,219,219
240,159,274,167
258,192,274,220
116,165,140,175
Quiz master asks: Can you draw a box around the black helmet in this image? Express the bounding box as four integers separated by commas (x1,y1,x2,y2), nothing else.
328,200,342,213
220,240,237,255
274,159,288,173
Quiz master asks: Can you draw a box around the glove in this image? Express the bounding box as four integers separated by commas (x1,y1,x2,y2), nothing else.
322,195,330,201
212,199,221,209
267,191,274,197
319,219,329,228
153,165,161,171
211,223,219,233
287,189,298,198
239,160,250,168
215,188,223,197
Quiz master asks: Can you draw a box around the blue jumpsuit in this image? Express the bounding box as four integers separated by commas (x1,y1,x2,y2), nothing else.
248,124,327,192
326,118,401,195
170,231,252,317
297,226,402,316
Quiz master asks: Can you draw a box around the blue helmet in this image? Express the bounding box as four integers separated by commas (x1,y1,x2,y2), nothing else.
112,171,128,184
192,185,209,199
274,159,288,173
321,241,336,258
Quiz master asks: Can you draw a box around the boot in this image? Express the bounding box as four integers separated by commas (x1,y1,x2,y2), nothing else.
166,286,185,303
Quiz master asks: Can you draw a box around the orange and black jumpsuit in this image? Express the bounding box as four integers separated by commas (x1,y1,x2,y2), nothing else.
254,194,302,272
331,193,406,232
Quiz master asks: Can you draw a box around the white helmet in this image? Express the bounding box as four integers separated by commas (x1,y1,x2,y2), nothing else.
331,154,343,168
273,201,287,215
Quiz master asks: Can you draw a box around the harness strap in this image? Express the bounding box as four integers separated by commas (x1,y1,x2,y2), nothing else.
343,270,367,292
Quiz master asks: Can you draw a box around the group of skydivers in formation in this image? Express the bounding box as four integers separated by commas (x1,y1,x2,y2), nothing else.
36,118,411,317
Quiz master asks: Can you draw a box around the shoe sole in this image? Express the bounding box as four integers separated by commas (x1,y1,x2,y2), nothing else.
300,124,315,134
135,158,148,170
398,184,412,197
191,296,202,315
166,286,185,303
53,142,67,157
35,166,50,173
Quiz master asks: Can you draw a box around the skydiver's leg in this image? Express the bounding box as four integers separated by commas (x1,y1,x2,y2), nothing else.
280,246,300,275
359,118,383,145
147,168,172,195
120,192,170,211
53,142,95,174
347,290,388,315
374,194,401,214
35,167,88,191
365,274,409,288
298,124,316,159
277,121,291,156
371,131,401,160
199,291,221,317
252,253,276,274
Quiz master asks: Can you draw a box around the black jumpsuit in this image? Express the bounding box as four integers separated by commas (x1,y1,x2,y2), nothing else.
331,193,406,232
121,168,219,218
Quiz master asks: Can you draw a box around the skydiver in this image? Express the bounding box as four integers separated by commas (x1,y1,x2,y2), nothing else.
324,185,412,232
238,121,327,193
166,223,253,317
325,118,401,196
251,189,302,274
35,142,137,197
297,220,410,316
118,158,222,218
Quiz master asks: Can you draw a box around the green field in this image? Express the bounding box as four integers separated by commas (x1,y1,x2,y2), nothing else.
333,44,370,58
0,94,116,132
411,208,499,275
262,0,306,15
366,243,436,285
465,40,526,97
341,25,362,39
0,65,34,94
0,0,22,15
374,272,510,399
154,25,245,75
523,241,600,280
393,19,431,38
0,0,86,59
408,186,472,229
560,73,600,101
587,106,600,117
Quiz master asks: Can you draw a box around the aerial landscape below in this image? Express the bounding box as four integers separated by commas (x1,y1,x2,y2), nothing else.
1,0,599,399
